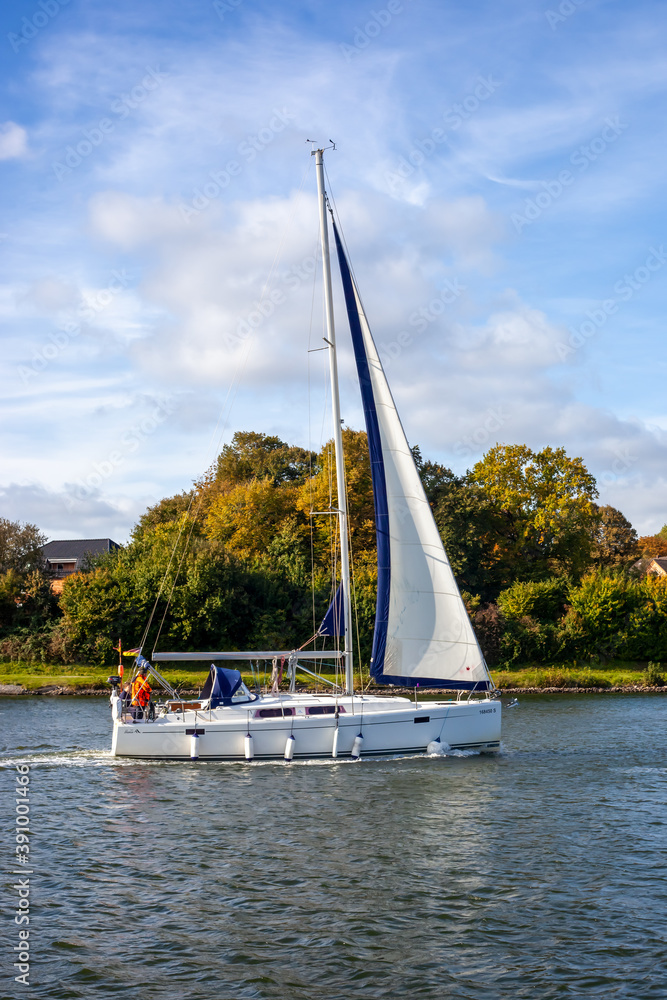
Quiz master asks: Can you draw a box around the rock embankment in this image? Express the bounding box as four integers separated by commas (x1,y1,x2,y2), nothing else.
1,683,666,696
0,684,110,696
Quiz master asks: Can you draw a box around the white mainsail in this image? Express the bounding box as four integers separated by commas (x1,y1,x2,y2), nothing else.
332,223,491,690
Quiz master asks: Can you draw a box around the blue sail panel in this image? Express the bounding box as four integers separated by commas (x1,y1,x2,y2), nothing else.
318,582,345,636
332,223,390,682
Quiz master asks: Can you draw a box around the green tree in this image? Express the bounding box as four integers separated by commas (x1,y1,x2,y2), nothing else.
617,576,667,661
497,578,568,621
0,519,46,574
565,572,635,657
433,475,509,600
297,429,376,560
59,520,324,665
591,505,639,568
494,579,568,665
214,431,316,487
131,491,195,541
0,522,61,646
470,444,599,580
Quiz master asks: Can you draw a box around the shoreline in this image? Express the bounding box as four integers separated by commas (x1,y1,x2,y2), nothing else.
2,684,665,696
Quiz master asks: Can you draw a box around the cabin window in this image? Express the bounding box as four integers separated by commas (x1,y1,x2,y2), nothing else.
306,705,346,716
255,708,295,719
413,715,430,724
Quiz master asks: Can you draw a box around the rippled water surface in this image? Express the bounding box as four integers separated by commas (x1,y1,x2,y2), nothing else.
2,694,666,999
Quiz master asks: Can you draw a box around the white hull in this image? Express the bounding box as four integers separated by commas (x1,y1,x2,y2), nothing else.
111,694,501,760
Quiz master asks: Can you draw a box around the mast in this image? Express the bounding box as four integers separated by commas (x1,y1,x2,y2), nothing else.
314,147,354,695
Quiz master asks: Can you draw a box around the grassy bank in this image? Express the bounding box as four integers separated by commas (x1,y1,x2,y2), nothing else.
492,660,662,690
0,661,211,692
0,658,664,693
0,660,344,693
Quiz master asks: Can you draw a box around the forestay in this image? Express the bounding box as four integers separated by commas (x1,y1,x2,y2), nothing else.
333,223,491,691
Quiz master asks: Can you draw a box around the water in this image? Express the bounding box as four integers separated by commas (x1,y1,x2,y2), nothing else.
2,694,666,999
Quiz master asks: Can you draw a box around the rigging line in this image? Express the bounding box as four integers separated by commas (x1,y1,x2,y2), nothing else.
308,358,317,640
346,510,364,692
143,158,315,651
151,509,203,652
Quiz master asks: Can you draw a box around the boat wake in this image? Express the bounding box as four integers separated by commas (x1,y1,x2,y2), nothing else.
2,749,129,769
425,742,481,758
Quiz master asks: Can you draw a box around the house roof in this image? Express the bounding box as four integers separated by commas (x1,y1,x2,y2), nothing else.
651,557,667,573
41,538,121,561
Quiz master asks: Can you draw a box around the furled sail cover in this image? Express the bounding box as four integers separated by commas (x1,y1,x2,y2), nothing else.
332,223,491,690
200,666,243,706
318,582,345,637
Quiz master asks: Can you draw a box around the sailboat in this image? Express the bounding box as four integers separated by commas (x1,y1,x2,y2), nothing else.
108,148,501,760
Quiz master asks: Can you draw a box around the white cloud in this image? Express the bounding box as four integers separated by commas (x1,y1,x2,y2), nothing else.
22,277,79,312
0,482,140,543
88,191,187,250
0,122,28,160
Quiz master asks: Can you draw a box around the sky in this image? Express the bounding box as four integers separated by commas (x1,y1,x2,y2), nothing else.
1,0,666,543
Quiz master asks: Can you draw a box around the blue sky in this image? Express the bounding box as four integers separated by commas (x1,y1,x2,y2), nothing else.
1,0,666,542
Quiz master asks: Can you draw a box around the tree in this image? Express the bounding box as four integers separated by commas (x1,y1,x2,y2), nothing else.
617,576,667,661
411,446,455,509
566,572,635,656
469,444,599,580
59,525,316,665
296,429,376,560
214,431,316,487
637,534,667,558
0,519,46,574
433,475,510,600
206,478,304,557
591,505,639,568
131,491,195,541
497,578,568,622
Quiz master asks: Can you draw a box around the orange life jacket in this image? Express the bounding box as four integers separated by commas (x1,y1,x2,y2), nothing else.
132,674,151,707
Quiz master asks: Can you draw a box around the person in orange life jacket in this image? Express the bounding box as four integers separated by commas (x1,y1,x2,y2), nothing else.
131,669,152,715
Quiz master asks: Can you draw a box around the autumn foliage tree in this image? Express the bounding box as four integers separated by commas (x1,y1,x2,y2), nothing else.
16,429,660,668
469,444,599,581
637,532,667,558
